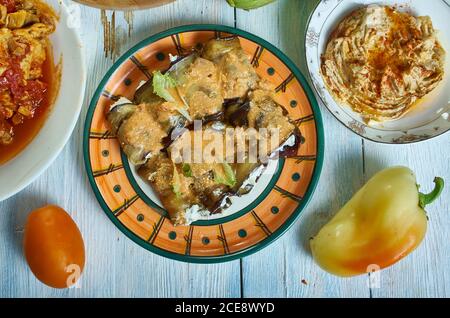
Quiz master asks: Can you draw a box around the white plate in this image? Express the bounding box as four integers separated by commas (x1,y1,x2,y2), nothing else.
0,0,86,201
306,0,450,144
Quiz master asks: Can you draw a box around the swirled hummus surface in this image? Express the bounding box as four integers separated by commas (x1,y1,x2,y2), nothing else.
321,5,445,122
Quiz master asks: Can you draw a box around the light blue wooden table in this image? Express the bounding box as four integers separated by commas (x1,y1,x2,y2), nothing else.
1,0,449,298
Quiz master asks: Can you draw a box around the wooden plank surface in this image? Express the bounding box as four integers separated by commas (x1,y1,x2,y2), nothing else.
0,0,449,298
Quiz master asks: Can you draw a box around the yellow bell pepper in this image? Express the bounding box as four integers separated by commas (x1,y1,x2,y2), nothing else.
310,166,444,277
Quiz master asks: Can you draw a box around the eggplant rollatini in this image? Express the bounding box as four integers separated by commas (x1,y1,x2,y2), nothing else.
107,37,301,225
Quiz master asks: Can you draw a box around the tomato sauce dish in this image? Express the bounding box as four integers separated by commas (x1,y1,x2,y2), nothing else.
0,0,86,201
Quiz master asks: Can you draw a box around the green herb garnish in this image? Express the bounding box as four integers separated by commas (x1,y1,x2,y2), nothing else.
214,163,236,187
152,71,177,102
182,164,193,178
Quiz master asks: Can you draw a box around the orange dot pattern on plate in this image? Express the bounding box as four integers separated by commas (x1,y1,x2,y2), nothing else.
86,28,321,262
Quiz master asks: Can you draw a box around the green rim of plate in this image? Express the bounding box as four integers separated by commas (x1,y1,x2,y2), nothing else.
83,24,325,263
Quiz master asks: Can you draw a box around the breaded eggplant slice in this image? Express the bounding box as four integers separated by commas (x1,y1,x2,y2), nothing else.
134,77,188,133
169,126,234,206
134,54,224,123
138,152,231,226
107,102,167,165
179,56,224,119
107,100,136,134
139,125,239,225
202,37,259,99
226,80,301,156
138,153,198,225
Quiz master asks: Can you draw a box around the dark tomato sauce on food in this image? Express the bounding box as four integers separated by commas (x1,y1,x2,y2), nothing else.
0,49,55,165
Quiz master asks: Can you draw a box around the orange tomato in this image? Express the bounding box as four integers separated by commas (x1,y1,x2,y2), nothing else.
23,205,85,288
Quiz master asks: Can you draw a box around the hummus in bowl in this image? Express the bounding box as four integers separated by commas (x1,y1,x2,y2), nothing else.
306,0,450,144
321,5,445,122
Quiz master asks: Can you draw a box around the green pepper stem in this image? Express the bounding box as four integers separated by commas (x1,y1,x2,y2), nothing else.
419,177,445,209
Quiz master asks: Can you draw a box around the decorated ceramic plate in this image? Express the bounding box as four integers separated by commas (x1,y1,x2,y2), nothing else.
84,25,324,263
306,0,450,144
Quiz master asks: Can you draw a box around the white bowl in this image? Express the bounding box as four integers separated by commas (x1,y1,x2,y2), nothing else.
0,0,86,201
306,0,450,144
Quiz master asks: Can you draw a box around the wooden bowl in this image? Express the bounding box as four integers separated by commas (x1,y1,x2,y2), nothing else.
74,0,175,10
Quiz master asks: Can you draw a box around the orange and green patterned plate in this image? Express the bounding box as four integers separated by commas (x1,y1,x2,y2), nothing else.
83,25,324,263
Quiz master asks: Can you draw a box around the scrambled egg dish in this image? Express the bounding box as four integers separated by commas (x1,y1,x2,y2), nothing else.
321,5,445,122
0,0,56,146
